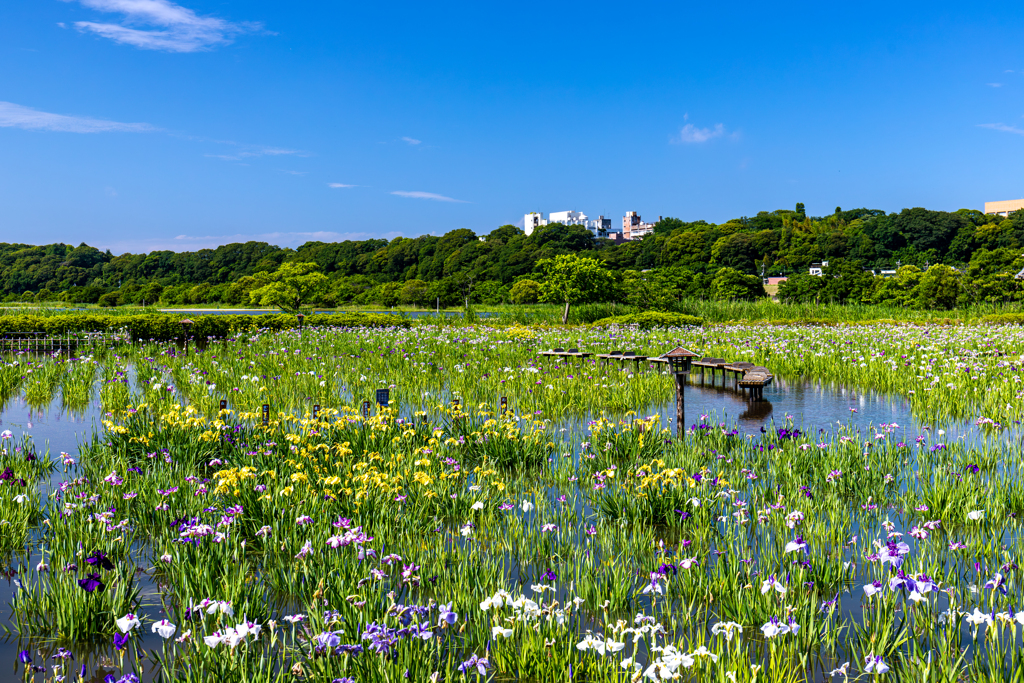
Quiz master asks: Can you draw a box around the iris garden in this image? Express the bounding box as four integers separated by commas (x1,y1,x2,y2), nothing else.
3,321,1024,682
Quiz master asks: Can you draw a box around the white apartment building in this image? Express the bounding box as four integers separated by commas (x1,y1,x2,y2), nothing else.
524,211,617,238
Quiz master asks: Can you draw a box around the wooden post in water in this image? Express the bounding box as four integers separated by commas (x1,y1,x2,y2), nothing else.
662,346,698,439
674,372,686,438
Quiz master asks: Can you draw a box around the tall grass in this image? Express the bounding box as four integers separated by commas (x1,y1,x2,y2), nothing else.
5,323,1024,682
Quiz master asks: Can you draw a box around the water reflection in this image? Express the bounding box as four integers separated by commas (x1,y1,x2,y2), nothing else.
738,398,773,423
0,361,1005,679
0,397,100,458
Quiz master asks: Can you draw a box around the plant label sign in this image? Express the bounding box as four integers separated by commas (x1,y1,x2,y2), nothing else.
376,388,390,408
262,404,270,426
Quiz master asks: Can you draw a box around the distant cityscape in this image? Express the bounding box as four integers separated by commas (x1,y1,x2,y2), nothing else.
525,199,1024,243
524,211,663,241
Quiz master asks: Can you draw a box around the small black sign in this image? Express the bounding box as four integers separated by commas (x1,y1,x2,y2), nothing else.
361,400,370,418
313,404,320,419
500,396,507,414
262,404,270,426
376,388,390,408
219,400,227,411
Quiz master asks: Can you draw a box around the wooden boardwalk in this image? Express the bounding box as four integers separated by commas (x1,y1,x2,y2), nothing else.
541,348,773,400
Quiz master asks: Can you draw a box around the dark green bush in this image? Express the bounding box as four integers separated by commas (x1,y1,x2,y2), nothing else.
0,313,409,340
980,313,1024,325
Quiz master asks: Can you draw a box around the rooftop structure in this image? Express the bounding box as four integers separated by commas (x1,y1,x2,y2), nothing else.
623,211,660,240
985,199,1024,217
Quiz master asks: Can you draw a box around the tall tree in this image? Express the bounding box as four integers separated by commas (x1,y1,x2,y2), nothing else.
248,262,329,313
536,254,614,324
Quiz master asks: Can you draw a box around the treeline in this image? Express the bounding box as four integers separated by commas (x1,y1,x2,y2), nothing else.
2,203,1023,309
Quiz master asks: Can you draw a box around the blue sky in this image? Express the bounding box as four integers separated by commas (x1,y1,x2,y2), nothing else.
1,0,1022,253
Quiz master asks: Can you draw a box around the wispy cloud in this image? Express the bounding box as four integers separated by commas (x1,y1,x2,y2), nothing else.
987,83,1004,88
391,191,467,203
674,122,726,144
401,136,422,145
328,183,356,188
205,146,305,161
62,0,263,53
978,123,1024,136
0,100,155,133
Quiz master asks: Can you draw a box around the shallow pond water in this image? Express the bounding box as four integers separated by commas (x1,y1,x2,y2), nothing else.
0,354,1005,682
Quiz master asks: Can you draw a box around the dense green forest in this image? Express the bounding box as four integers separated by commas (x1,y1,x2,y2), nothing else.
3,203,1023,310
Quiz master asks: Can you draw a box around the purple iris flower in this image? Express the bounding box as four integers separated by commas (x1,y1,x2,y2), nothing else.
985,573,1009,596
541,570,557,582
437,603,458,626
362,622,400,656
18,650,31,663
86,551,114,571
113,632,130,652
315,631,342,649
889,570,913,592
77,573,105,593
458,654,491,676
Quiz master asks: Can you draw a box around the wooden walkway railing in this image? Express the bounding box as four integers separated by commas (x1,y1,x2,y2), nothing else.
540,348,773,400
0,331,123,354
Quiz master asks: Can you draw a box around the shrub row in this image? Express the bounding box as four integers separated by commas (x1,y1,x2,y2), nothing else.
0,313,410,340
979,313,1024,325
591,311,704,329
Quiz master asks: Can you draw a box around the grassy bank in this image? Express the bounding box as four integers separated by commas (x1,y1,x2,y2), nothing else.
3,298,1024,327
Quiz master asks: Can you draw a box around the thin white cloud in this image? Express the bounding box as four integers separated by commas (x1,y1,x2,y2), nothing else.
205,146,305,161
987,83,1004,88
674,122,726,144
391,191,467,203
0,100,155,133
62,0,263,53
281,170,306,176
328,183,356,188
402,136,422,145
978,123,1024,136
